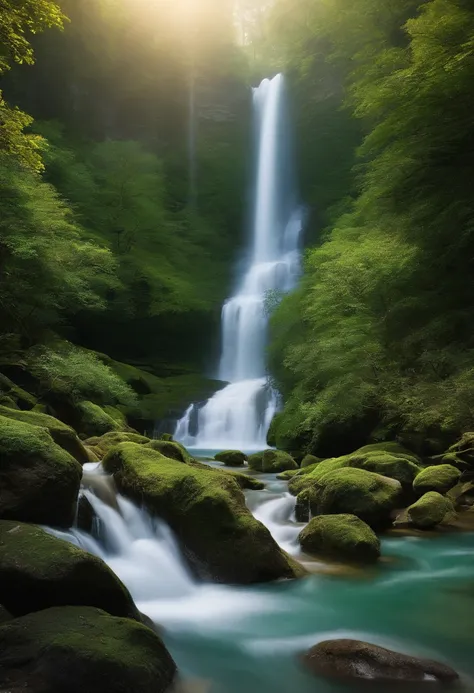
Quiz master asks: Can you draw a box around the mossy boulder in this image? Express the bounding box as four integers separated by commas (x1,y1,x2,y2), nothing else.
301,468,402,528
289,448,420,496
356,442,421,463
413,465,461,495
0,416,82,527
0,405,88,463
146,439,191,463
262,449,298,474
0,521,139,619
277,469,301,480
76,401,123,437
103,443,303,583
84,431,150,458
299,514,380,564
160,433,174,441
0,606,176,693
407,492,454,529
247,450,266,472
214,450,248,467
301,454,323,468
189,459,264,490
445,432,474,466
0,373,36,410
103,405,129,428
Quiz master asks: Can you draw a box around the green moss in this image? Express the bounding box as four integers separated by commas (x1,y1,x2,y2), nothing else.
84,431,150,458
298,514,380,563
188,459,265,490
0,520,139,619
407,492,454,528
262,449,298,474
277,469,301,480
289,448,420,496
356,442,421,463
0,415,82,527
159,433,174,441
248,450,266,472
301,454,324,468
215,450,247,467
0,606,176,693
446,433,474,466
413,465,461,495
145,439,191,463
0,373,36,410
103,443,302,583
76,401,123,437
103,405,129,428
0,405,88,463
301,468,402,528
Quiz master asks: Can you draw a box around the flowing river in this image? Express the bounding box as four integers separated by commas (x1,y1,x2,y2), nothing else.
51,460,474,693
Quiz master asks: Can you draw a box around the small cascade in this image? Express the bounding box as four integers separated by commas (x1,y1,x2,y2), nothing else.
175,74,302,451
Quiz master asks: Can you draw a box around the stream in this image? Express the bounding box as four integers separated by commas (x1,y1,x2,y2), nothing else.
51,460,474,693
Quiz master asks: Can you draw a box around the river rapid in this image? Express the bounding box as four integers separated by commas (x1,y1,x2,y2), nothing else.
51,458,474,693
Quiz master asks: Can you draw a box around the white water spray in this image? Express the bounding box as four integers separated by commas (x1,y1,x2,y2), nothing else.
175,74,302,450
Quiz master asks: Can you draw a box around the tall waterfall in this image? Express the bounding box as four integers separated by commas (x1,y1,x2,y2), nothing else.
175,74,302,451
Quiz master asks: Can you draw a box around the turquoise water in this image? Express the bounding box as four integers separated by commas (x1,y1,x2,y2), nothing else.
160,532,474,692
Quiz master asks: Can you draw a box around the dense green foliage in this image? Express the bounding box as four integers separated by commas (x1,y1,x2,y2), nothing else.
0,0,250,388
268,0,474,455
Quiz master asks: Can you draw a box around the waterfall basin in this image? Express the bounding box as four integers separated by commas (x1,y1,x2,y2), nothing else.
50,462,474,693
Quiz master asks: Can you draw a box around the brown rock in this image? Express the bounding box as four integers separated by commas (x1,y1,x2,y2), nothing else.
302,639,459,686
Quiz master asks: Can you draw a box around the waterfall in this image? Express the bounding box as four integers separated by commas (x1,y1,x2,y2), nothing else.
175,74,302,451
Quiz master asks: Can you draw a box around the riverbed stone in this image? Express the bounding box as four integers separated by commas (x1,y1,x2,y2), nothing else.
0,416,82,527
0,606,176,693
0,520,140,619
262,449,298,473
299,514,380,563
407,492,454,529
0,405,89,463
302,639,459,685
214,450,248,466
413,464,461,495
103,443,304,583
247,450,267,471
298,468,402,529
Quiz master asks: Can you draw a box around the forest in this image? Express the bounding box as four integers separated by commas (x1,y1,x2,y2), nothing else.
1,2,474,692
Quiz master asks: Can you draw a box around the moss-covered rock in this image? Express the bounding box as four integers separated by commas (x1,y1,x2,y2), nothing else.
445,432,474,466
84,431,150,458
0,416,82,527
0,521,139,619
75,401,123,437
188,459,265,490
407,492,454,529
247,450,266,472
0,405,88,463
299,514,380,563
214,450,247,466
289,448,420,496
262,449,298,474
146,439,191,463
356,442,421,463
103,405,129,428
0,606,176,693
277,469,301,480
160,433,174,441
413,465,461,495
103,443,302,583
301,468,402,528
0,373,36,410
301,454,323,468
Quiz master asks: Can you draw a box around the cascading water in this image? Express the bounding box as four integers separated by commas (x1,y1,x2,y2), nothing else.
175,73,302,451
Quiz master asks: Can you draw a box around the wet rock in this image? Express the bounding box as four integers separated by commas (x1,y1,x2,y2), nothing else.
214,450,247,466
407,492,454,529
298,514,380,564
413,465,461,496
103,443,304,583
302,639,459,686
0,415,82,527
247,450,268,472
0,520,141,619
0,606,176,693
76,492,96,533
